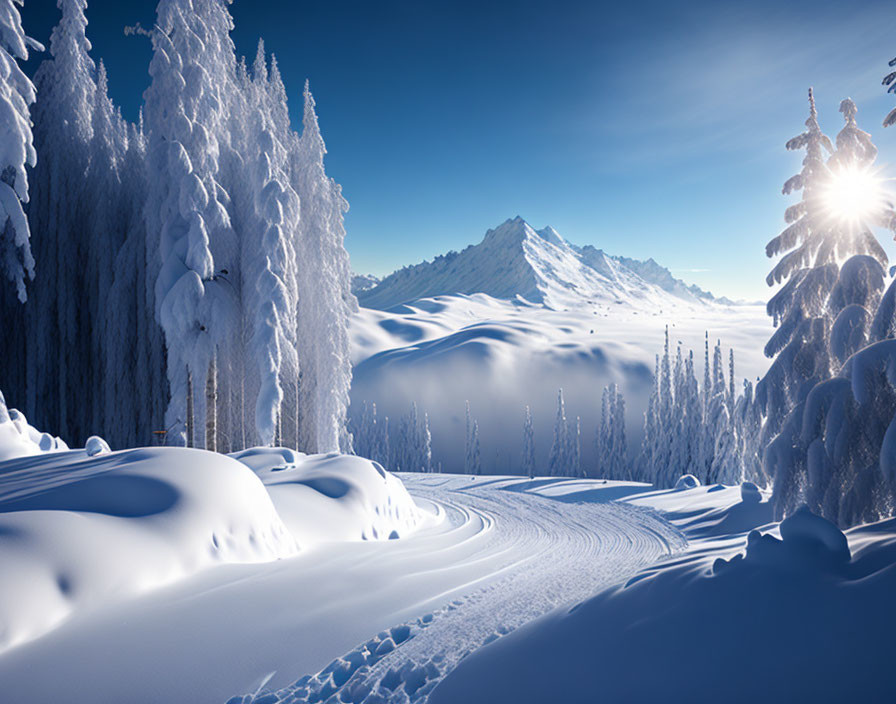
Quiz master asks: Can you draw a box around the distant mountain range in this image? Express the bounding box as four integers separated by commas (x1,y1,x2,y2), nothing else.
355,217,736,311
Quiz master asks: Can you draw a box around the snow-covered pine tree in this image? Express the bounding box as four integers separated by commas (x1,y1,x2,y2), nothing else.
572,416,582,478
638,355,660,482
470,419,481,476
0,0,39,303
683,350,703,478
668,343,689,482
596,384,611,478
464,400,473,474
522,405,536,479
655,326,673,479
735,378,764,485
769,98,896,523
756,89,841,454
243,41,300,448
548,388,570,477
18,0,96,443
144,0,238,448
612,388,627,479
293,81,357,454
421,412,432,473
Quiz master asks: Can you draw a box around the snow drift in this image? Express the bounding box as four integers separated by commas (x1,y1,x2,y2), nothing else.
231,447,420,543
0,434,420,656
432,506,896,704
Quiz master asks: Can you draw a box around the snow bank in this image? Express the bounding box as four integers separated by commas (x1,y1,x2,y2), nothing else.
0,446,298,653
431,507,896,704
0,398,68,462
230,447,420,544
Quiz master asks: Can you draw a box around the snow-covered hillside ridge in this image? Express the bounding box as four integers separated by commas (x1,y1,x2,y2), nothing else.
358,217,732,311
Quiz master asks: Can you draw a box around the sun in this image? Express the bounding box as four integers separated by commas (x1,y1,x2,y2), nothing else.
821,164,886,226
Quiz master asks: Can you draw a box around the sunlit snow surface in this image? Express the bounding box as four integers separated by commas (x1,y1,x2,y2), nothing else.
1,439,895,704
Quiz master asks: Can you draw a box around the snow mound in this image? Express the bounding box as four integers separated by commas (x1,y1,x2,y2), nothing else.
674,473,701,490
230,448,420,544
432,508,896,704
0,398,68,461
728,505,851,570
0,446,298,654
85,435,111,457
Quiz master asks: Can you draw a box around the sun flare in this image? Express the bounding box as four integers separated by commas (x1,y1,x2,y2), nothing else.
822,165,886,225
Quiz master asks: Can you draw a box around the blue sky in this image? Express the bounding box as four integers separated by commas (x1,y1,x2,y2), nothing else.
21,0,896,300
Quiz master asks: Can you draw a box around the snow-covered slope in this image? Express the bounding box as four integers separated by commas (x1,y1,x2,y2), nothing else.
358,217,723,311
351,293,771,474
433,501,896,704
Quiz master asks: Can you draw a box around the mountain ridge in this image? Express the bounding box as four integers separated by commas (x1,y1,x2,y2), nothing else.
357,217,733,311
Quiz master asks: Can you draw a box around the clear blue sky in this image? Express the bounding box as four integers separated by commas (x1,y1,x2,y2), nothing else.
21,0,896,300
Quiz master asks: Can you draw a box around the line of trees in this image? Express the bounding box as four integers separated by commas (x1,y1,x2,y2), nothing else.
0,0,355,453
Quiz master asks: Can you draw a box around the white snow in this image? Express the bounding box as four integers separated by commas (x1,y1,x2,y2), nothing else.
0,432,420,665
0,399,67,461
432,499,896,704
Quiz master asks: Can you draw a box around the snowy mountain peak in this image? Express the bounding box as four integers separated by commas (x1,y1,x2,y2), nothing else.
358,217,724,311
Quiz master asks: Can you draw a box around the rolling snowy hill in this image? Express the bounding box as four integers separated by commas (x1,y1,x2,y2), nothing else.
357,217,728,311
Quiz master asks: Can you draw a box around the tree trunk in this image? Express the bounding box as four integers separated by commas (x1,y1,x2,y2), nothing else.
186,371,194,448
206,354,217,452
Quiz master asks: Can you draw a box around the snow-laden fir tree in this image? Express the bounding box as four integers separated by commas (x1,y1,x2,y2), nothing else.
0,0,40,302
756,90,889,458
20,0,96,444
144,0,238,449
293,80,357,454
611,388,627,479
597,384,628,480
522,405,536,478
769,98,896,524
421,412,432,473
639,355,661,481
470,419,481,476
548,388,570,477
243,40,300,448
572,416,582,478
464,400,473,474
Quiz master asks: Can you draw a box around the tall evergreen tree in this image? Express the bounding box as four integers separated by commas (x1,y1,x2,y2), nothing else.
522,405,536,479
548,388,569,477
0,0,40,302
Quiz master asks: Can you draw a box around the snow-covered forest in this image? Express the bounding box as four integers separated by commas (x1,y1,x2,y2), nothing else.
0,0,355,454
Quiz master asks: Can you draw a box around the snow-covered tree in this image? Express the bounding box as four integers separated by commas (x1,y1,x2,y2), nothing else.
611,388,627,479
293,81,357,454
768,97,896,523
548,388,570,477
144,0,238,449
421,412,432,473
470,419,481,476
522,405,536,478
639,355,660,481
0,0,40,302
756,90,889,454
464,400,473,474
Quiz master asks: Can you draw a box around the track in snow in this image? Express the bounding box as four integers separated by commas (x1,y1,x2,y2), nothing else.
230,474,686,704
